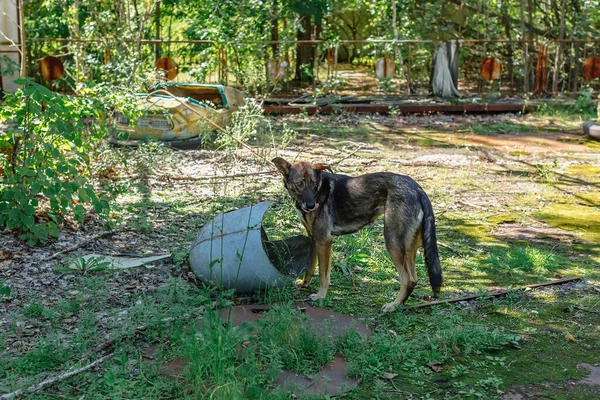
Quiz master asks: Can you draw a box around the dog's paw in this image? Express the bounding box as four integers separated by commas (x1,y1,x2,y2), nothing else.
381,302,398,313
298,279,310,288
309,293,325,301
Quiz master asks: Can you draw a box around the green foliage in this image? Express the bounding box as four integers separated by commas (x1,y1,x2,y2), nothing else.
0,79,140,244
205,98,295,150
0,55,19,76
339,311,520,382
16,337,70,374
534,159,559,181
256,305,336,375
0,282,10,299
23,301,45,318
54,254,112,275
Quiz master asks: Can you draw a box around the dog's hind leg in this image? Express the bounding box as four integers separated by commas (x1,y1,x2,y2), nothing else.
382,245,418,312
309,240,332,301
382,209,420,312
299,240,318,288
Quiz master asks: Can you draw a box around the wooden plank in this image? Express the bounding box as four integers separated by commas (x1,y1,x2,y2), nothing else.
412,276,583,309
263,103,532,115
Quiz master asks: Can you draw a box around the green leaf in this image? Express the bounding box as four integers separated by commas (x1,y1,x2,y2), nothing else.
13,77,32,85
0,282,11,298
74,205,85,222
48,222,60,238
21,213,34,228
15,166,35,177
23,204,35,216
31,224,49,241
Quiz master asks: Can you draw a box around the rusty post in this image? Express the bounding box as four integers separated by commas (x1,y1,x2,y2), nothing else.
533,44,549,95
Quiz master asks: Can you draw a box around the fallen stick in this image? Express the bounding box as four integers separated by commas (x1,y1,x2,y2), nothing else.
47,230,117,261
0,353,114,400
413,276,583,309
333,144,365,166
161,170,277,181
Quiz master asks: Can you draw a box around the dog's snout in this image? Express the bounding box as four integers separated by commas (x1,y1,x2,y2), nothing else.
301,188,317,212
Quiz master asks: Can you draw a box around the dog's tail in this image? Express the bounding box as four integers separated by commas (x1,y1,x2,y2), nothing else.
419,192,443,294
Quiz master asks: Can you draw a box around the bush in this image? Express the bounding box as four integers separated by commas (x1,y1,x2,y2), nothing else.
0,78,131,244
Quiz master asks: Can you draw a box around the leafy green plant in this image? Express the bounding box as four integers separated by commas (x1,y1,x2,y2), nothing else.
55,254,112,275
23,301,45,318
0,55,19,76
378,77,396,93
16,337,69,374
0,281,10,299
0,79,110,244
534,159,559,181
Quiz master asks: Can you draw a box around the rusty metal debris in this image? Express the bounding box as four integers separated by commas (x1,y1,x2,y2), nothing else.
276,355,359,397
146,304,371,397
480,57,502,81
40,56,64,80
218,304,372,339
533,45,549,95
582,56,600,79
155,57,178,80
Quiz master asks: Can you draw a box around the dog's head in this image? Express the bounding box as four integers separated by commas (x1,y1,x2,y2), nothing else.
272,157,332,213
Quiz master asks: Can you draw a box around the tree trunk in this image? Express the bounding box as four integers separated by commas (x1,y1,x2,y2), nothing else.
501,6,514,91
392,0,414,93
18,0,27,77
271,0,279,57
551,0,566,93
520,0,530,92
154,1,161,61
295,14,313,81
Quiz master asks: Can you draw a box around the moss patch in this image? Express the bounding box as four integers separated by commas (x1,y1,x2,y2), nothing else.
565,165,600,179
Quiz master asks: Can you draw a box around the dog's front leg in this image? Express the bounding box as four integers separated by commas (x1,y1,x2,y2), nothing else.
299,240,318,287
309,240,332,301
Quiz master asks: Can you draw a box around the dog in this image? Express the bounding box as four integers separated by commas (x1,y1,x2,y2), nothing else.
272,157,442,312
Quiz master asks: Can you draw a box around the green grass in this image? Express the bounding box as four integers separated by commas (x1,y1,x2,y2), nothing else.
468,122,536,135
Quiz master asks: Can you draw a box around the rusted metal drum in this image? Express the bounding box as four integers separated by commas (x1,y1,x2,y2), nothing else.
189,202,310,293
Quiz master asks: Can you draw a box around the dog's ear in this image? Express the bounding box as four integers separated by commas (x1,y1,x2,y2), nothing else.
272,157,291,177
312,163,333,173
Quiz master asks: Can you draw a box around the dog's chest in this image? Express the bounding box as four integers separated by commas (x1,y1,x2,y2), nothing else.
296,208,315,236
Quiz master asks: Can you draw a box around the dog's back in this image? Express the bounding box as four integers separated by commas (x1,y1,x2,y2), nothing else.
324,171,443,292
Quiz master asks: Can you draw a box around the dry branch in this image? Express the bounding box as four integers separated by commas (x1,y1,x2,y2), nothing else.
413,276,583,309
47,230,116,261
0,353,114,400
161,170,277,181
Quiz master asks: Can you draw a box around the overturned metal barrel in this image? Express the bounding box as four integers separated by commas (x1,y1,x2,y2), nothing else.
189,202,310,293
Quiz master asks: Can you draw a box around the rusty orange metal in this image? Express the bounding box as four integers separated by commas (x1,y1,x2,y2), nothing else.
40,56,64,80
480,57,502,81
327,47,336,65
583,56,600,79
533,45,549,95
155,57,178,80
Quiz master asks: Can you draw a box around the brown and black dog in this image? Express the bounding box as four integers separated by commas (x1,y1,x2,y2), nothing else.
272,157,442,312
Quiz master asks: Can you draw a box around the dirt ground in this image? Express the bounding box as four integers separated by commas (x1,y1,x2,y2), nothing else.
1,111,599,398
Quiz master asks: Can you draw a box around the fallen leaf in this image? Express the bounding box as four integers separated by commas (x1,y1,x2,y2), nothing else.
382,372,398,380
565,332,576,342
429,363,443,373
